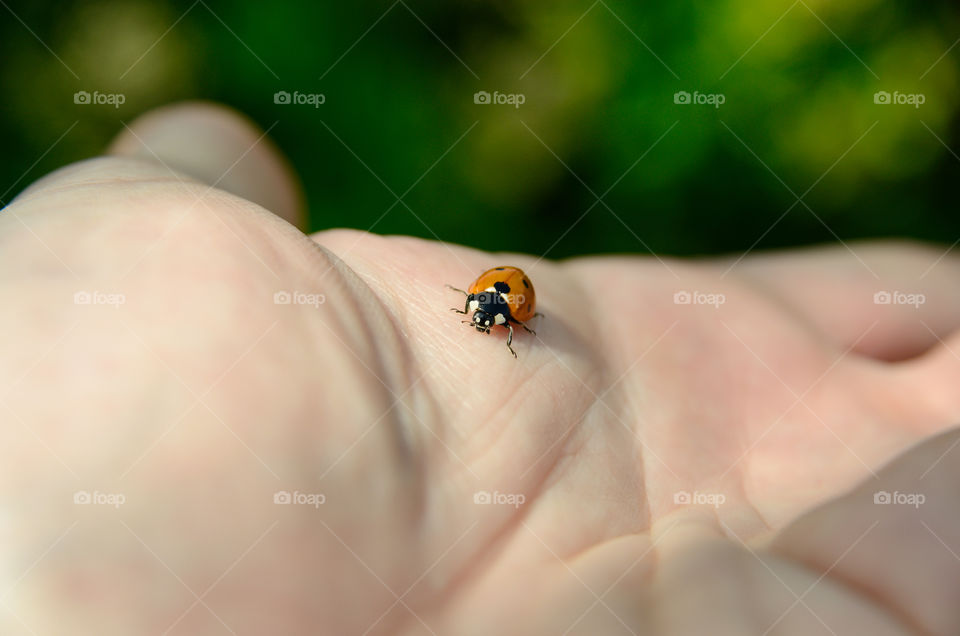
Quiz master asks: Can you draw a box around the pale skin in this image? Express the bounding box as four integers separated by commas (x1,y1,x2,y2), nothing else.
1,102,958,635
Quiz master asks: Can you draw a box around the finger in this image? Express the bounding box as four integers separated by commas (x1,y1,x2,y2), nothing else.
769,427,960,636
733,241,960,361
107,100,305,228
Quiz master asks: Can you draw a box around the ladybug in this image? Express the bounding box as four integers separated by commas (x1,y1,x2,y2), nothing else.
447,266,541,358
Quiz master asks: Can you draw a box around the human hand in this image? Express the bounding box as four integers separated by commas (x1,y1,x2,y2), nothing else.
2,102,958,635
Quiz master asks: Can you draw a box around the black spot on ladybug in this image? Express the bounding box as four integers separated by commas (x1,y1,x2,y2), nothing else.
494,267,505,270
493,281,511,294
522,278,530,289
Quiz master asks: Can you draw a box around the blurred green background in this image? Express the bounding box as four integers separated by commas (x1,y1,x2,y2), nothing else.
1,0,958,258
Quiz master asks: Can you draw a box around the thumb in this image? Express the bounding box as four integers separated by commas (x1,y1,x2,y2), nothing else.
108,101,305,228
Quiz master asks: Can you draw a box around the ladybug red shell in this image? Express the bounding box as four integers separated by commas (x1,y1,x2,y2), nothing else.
448,266,541,358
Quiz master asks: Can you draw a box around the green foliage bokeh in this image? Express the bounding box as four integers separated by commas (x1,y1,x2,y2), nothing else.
1,0,957,258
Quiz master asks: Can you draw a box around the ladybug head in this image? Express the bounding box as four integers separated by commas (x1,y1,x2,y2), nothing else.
472,310,494,333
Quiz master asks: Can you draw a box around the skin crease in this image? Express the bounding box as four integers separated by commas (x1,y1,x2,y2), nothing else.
0,102,959,635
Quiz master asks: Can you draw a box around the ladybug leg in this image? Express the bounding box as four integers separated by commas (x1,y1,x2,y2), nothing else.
447,285,470,314
511,316,538,337
505,324,518,359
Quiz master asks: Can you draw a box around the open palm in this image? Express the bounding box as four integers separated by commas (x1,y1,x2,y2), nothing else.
2,103,958,635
